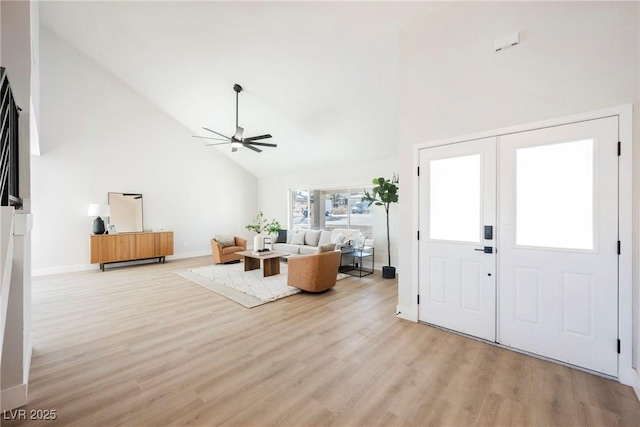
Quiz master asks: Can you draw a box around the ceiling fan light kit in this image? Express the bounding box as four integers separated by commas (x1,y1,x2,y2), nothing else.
193,83,277,154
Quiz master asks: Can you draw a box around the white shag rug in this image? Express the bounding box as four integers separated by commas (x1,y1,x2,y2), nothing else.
176,262,347,308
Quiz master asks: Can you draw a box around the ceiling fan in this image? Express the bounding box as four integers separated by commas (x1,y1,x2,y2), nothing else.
193,83,277,153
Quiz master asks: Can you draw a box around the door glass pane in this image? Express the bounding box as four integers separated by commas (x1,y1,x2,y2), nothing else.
429,154,481,242
516,139,594,250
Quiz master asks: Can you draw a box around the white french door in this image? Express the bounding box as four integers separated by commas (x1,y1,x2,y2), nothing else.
418,138,497,341
498,117,619,376
418,117,619,376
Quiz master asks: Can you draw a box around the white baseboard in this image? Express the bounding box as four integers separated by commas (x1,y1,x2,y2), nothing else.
32,263,96,276
167,250,210,260
630,368,640,402
396,304,417,322
32,251,212,276
1,383,27,412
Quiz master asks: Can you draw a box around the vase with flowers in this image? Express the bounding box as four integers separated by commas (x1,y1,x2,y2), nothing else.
246,211,282,252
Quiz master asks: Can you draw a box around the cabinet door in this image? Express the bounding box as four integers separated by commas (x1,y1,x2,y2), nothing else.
136,233,157,259
157,232,174,256
107,235,136,262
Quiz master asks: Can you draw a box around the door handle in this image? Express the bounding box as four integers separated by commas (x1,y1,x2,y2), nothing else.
474,246,493,254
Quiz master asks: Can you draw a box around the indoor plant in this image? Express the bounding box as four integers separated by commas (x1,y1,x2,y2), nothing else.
362,174,399,279
246,211,281,251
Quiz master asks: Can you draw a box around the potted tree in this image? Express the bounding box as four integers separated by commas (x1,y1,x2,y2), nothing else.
362,174,399,279
246,211,281,252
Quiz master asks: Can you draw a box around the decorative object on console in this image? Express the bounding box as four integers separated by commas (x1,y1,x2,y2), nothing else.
362,173,399,279
246,211,281,251
87,204,110,235
193,83,277,153
108,192,143,233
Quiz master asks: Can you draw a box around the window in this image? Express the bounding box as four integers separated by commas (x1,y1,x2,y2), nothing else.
290,186,373,239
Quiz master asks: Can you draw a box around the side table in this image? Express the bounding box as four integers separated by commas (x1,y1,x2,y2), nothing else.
339,247,374,277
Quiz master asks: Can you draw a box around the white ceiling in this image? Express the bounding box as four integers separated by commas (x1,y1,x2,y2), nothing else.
40,1,446,177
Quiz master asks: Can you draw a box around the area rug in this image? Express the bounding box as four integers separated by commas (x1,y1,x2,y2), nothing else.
176,262,348,308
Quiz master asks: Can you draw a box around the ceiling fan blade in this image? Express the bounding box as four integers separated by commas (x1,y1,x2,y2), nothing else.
192,135,229,141
205,141,231,146
233,126,244,140
247,141,277,148
231,146,238,153
203,127,231,140
243,134,272,142
243,143,262,153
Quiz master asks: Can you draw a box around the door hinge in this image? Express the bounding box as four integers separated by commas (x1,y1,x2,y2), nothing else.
417,230,420,240
417,294,420,305
617,241,621,255
417,166,420,176
618,141,621,156
617,339,621,354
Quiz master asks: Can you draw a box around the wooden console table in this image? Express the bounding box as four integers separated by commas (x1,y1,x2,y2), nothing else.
90,231,174,271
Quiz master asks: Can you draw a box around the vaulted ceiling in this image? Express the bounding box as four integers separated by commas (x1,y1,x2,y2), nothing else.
40,1,446,177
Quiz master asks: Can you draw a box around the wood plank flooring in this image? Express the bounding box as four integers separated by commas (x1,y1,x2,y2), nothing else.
3,256,640,426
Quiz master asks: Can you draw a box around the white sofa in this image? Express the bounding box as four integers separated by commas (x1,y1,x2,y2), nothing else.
272,228,363,256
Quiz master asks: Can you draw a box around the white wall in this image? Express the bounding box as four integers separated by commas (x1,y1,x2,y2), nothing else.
33,28,258,274
399,1,639,372
259,157,399,270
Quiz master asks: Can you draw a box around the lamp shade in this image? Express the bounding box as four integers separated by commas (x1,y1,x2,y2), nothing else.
87,204,110,218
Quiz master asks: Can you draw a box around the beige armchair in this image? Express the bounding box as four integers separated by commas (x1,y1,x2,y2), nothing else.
211,236,247,264
287,250,341,292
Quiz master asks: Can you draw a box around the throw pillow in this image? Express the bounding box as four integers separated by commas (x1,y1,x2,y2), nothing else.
291,232,305,245
332,233,345,244
304,230,322,247
319,243,336,253
318,230,332,246
276,229,287,243
214,235,236,248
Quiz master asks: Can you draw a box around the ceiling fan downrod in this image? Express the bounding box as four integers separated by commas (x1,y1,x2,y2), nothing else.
233,84,242,129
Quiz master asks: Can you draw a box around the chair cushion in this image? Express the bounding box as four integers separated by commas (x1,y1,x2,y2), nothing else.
319,243,336,253
222,246,243,254
215,235,236,248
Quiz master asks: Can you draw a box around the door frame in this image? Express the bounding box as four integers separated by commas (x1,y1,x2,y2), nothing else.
409,104,633,387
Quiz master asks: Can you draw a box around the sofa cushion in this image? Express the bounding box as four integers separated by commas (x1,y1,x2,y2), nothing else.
215,235,236,248
299,245,320,255
286,230,298,244
291,232,305,245
304,230,322,247
318,230,332,246
273,243,301,254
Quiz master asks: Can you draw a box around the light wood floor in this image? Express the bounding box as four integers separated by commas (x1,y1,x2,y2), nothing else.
4,256,640,426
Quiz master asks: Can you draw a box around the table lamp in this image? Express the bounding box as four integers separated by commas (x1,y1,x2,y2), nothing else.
88,204,110,234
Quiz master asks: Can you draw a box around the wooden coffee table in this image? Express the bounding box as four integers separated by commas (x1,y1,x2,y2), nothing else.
236,250,286,277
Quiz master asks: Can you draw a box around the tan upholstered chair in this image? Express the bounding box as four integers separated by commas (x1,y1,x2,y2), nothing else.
287,250,341,292
211,236,247,264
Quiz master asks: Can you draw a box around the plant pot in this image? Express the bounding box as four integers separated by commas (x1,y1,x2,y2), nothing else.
382,266,396,279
